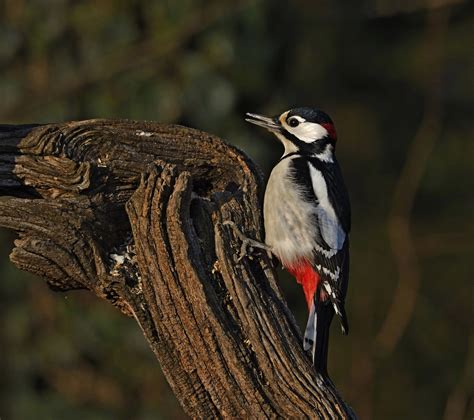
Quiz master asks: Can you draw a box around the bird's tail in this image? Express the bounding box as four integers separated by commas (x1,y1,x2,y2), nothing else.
303,296,318,356
303,291,334,376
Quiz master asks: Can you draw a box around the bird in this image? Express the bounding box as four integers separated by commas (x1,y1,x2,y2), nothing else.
245,107,351,377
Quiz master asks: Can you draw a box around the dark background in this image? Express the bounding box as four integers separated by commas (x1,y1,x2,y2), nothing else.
0,1,472,419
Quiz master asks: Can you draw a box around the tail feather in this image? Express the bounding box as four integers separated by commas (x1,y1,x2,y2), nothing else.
303,298,317,355
303,291,335,376
315,303,334,376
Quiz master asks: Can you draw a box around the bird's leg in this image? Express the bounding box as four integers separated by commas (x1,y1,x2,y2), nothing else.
222,220,273,262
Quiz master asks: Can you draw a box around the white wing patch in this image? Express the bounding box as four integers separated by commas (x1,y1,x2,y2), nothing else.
308,163,346,251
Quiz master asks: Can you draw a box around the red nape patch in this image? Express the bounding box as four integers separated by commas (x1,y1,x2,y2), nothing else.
321,123,337,142
286,261,321,311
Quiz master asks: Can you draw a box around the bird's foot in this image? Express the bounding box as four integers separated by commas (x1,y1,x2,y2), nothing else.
222,220,273,262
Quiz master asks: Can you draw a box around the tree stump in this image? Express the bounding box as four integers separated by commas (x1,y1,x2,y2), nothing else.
0,120,355,419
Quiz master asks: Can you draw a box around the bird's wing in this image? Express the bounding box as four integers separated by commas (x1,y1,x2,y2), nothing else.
307,159,351,333
287,156,351,308
308,157,351,235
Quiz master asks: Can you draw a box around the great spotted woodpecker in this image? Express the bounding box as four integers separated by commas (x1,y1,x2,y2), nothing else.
245,107,351,376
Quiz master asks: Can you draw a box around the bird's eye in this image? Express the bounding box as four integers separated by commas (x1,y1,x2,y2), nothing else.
288,118,299,127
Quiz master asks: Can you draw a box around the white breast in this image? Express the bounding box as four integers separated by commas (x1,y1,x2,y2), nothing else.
263,157,317,266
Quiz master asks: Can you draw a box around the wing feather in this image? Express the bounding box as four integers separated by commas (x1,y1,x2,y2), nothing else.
307,159,351,333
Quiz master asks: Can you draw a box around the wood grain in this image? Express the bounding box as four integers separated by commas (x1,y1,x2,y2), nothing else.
0,120,355,418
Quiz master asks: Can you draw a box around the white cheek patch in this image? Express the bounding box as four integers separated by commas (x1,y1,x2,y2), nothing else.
288,122,328,143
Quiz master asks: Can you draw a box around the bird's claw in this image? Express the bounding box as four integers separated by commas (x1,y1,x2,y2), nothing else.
237,242,253,262
223,220,273,262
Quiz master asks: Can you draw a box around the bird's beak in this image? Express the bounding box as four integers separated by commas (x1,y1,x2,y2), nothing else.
245,113,281,132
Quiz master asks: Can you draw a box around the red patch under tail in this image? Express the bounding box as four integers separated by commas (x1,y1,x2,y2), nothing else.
286,260,321,311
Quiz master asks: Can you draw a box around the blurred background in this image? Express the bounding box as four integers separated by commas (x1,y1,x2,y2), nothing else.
0,0,472,419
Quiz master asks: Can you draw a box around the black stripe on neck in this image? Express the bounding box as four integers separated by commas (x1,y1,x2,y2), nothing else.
280,152,301,161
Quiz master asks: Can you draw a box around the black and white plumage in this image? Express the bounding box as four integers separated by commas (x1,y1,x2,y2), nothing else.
246,107,351,376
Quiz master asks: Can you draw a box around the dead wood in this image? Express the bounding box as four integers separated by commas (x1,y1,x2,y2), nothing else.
0,119,355,419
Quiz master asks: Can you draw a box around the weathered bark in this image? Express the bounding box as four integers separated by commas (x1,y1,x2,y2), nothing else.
0,120,355,419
